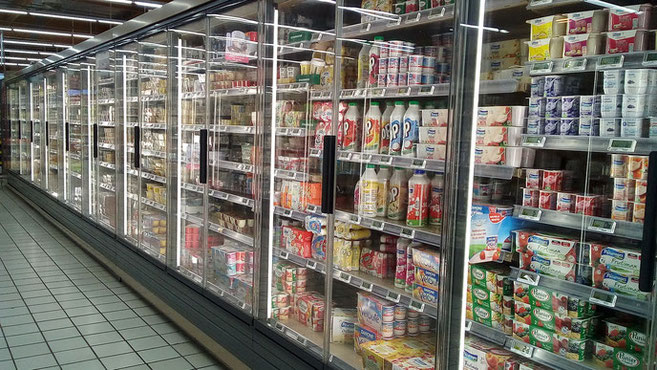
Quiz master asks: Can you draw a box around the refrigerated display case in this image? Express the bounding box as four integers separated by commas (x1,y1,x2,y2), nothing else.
80,59,95,218
65,63,84,211
30,75,44,187
19,81,30,180
45,70,63,198
9,85,19,173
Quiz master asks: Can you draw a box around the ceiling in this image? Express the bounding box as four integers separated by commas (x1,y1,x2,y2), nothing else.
0,0,169,71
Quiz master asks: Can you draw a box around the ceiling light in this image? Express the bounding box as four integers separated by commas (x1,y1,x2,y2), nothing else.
3,56,41,61
0,27,11,32
73,34,94,39
4,39,70,48
0,9,27,15
7,27,93,38
0,62,31,66
99,20,123,25
134,1,162,8
4,48,56,56
29,12,96,22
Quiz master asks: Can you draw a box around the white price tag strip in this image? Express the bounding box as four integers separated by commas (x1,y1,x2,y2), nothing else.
361,23,371,33
371,220,385,231
400,228,415,239
608,139,636,153
508,339,534,358
349,214,362,224
279,251,289,259
405,12,421,23
360,281,373,292
518,207,541,221
588,218,616,234
530,61,553,74
517,271,540,286
643,52,657,66
412,159,427,169
590,289,617,308
409,300,425,312
386,291,401,303
306,260,317,269
597,55,624,70
522,136,546,148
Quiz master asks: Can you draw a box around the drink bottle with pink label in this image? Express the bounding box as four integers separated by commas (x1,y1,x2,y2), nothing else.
342,102,361,151
429,174,444,226
406,170,430,227
380,102,394,154
364,102,381,153
369,36,383,86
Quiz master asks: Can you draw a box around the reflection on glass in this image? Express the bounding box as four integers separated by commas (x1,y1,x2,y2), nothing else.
31,77,43,187
65,64,83,211
46,71,61,198
96,52,118,230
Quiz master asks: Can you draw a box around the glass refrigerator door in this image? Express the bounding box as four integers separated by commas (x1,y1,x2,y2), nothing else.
446,0,657,369
19,81,30,180
65,64,84,211
96,51,118,231
171,21,208,286
81,59,95,218
30,77,43,188
46,71,63,198
9,85,19,173
138,34,169,262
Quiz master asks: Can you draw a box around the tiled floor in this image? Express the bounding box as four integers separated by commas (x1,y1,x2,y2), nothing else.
0,188,224,370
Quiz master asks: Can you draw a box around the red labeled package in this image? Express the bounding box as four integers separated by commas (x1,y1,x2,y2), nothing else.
282,225,313,258
575,194,601,216
514,230,579,263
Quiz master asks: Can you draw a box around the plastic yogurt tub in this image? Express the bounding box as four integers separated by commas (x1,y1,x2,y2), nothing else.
608,3,654,31
563,33,604,57
605,29,649,54
527,15,567,40
527,38,564,61
566,10,608,35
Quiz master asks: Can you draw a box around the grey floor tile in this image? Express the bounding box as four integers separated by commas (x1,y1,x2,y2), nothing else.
42,328,80,342
37,318,74,332
84,332,123,346
77,322,115,336
10,342,51,359
60,359,105,370
148,357,194,370
119,365,149,370
54,347,96,365
33,310,68,322
48,337,88,353
131,307,157,317
150,323,178,336
161,332,188,346
110,318,146,331
118,327,157,341
29,302,62,314
0,360,16,370
55,293,87,302
0,307,29,319
185,353,216,368
3,323,40,337
64,306,99,318
123,299,148,310
59,299,93,309
14,353,57,370
128,336,167,352
0,299,26,310
19,289,52,299
0,314,34,327
51,287,80,296
104,310,138,322
71,314,106,326
84,289,114,298
198,365,225,370
100,352,144,370
6,332,45,348
172,342,202,357
137,346,179,363
141,314,168,326
92,341,133,358
94,302,127,313
0,348,10,361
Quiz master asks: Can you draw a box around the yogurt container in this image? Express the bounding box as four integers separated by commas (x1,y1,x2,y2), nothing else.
563,33,604,57
603,70,624,94
527,38,564,61
528,15,567,40
545,118,560,135
628,155,649,180
566,10,608,34
600,118,621,137
622,95,648,118
610,154,628,178
579,118,600,136
531,76,545,97
529,97,546,118
526,169,542,189
625,69,650,94
648,70,657,94
539,190,557,210
606,29,648,54
650,117,657,138
635,202,647,224
613,178,635,200
621,118,646,137
560,118,579,135
611,200,633,221
608,4,654,31
636,179,648,203
575,194,601,216
527,118,545,135
546,97,562,118
523,188,539,207
556,192,576,212
600,94,622,117
408,55,423,72
561,96,580,118
544,75,565,97
580,95,601,117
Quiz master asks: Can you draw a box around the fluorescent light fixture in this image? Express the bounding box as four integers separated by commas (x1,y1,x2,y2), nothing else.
0,62,31,66
73,34,94,39
54,44,71,48
4,27,93,38
5,39,53,47
0,27,11,31
0,9,27,15
460,23,509,33
4,48,56,56
99,19,123,25
208,14,259,25
134,1,162,8
3,56,41,61
30,12,96,22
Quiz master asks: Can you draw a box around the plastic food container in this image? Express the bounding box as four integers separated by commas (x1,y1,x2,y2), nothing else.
528,15,567,40
579,118,600,136
622,94,648,118
563,33,604,58
601,94,623,117
528,97,546,118
624,69,650,94
603,70,625,94
561,96,580,118
606,29,648,54
608,3,654,31
527,38,564,61
566,10,608,35
600,118,621,137
621,118,646,137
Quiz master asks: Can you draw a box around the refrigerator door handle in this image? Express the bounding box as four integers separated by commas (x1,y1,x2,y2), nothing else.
45,121,49,147
134,126,140,169
639,151,657,292
93,124,98,159
30,121,33,143
18,120,21,141
65,122,70,152
200,129,208,184
321,135,336,214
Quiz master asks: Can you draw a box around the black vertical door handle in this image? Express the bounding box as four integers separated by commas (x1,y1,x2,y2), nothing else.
18,120,21,140
30,121,33,143
639,151,657,292
321,135,336,214
200,129,208,184
93,124,98,159
45,121,49,146
134,126,140,169
65,122,70,152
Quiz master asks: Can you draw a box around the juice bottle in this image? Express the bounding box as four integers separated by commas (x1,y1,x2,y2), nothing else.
343,102,361,152
354,179,361,213
357,42,371,89
376,166,391,217
360,164,378,217
406,170,430,227
387,167,408,220
380,101,394,155
364,102,382,153
402,101,420,157
429,174,444,226
389,101,405,156
369,36,383,86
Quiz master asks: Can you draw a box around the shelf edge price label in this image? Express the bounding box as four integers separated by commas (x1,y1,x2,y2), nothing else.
428,7,446,19
522,135,546,148
400,228,415,239
349,214,362,224
464,320,472,332
589,289,617,308
508,338,534,359
409,300,425,312
406,12,421,24
419,85,435,95
530,0,552,5
306,260,317,269
517,270,540,286
608,138,636,153
282,208,292,217
371,220,385,231
530,61,553,74
361,23,371,33
371,88,385,97
342,90,354,98
386,291,401,303
597,55,624,70
387,17,402,27
382,156,393,165
563,58,587,72
309,148,321,158
279,250,289,259
360,281,373,292
518,207,541,221
588,218,617,234
411,159,427,169
336,271,352,284
643,52,657,66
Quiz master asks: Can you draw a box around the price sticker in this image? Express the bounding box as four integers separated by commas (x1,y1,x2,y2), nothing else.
643,52,657,66
409,300,425,312
530,61,553,74
342,90,355,98
588,218,617,234
405,12,421,24
338,151,352,161
518,207,541,221
563,58,587,72
428,7,446,19
381,156,394,165
508,339,535,358
240,197,250,205
400,228,415,239
590,289,617,308
275,322,284,331
361,154,372,163
419,85,435,95
349,214,362,224
360,281,373,292
337,271,352,283
522,136,546,148
412,159,427,169
291,128,301,136
608,139,636,153
296,336,307,346
386,291,401,303
397,87,411,96
310,148,321,158
371,88,386,97
517,270,540,286
279,250,289,259
306,260,317,269
278,128,288,135
464,320,472,332
371,220,385,231
286,331,299,341
530,0,552,6
217,192,229,200
355,89,365,97
306,204,320,213
597,55,624,70
282,208,292,217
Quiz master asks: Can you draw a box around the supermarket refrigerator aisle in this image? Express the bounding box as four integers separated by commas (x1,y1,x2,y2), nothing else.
0,188,223,370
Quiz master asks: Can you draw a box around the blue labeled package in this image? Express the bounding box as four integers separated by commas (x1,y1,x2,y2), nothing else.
413,283,438,305
469,204,523,264
353,323,380,355
414,266,439,289
411,246,440,273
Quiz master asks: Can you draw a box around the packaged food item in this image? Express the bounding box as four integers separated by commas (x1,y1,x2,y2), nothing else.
514,230,578,263
604,319,646,353
580,95,601,117
606,30,648,54
627,155,649,180
522,188,539,207
475,126,523,146
545,96,562,118
538,190,556,210
463,336,517,370
418,126,447,144
354,323,381,355
528,15,567,40
552,333,589,361
610,154,628,177
357,292,395,334
420,109,448,127
474,146,528,167
575,194,601,216
621,95,648,118
560,118,579,135
477,106,526,127
593,341,615,368
563,33,604,57
601,94,623,117
541,170,563,191
411,246,440,273
331,308,357,343
556,192,576,212
520,254,577,282
611,200,633,221
579,118,600,136
589,244,641,277
527,118,545,135
530,76,545,97
635,179,647,203
415,266,439,290
593,268,649,300
633,202,645,224
413,283,438,305
566,10,608,34
359,247,394,279
608,4,653,31
415,143,446,160
528,97,546,118
555,314,598,340
527,38,564,61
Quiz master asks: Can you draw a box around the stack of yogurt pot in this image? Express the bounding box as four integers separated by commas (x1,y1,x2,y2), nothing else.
601,68,657,138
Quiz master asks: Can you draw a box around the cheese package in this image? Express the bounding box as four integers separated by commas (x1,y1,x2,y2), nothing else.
527,38,564,61
420,109,449,127
477,106,526,127
606,30,649,54
474,146,530,167
419,126,447,144
528,15,567,40
475,126,523,146
416,144,446,160
520,254,577,282
566,10,608,34
483,39,522,59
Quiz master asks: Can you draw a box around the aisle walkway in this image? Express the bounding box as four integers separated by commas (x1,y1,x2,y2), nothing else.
0,188,223,370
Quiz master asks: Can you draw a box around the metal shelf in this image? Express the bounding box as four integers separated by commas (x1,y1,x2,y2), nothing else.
98,121,115,127
212,160,254,174
141,148,166,159
275,246,436,318
68,153,81,161
211,87,256,97
527,51,657,76
97,98,115,105
509,267,650,318
273,168,309,182
207,282,252,313
275,127,308,137
98,161,116,170
181,212,253,246
216,125,255,134
98,143,115,150
521,134,657,155
99,183,115,192
180,91,205,100
141,94,166,102
141,171,166,184
514,205,643,240
142,122,166,130
274,206,309,222
276,82,310,94
142,198,166,211
181,182,254,209
69,171,82,180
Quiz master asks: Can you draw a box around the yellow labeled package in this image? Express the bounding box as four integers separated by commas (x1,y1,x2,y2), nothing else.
527,15,566,41
527,38,563,62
